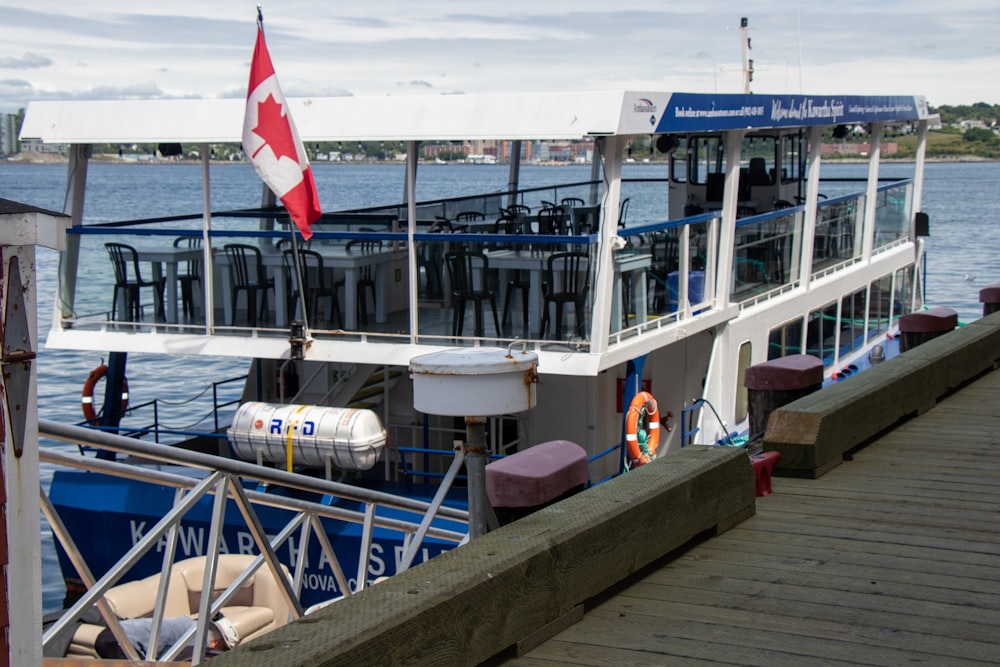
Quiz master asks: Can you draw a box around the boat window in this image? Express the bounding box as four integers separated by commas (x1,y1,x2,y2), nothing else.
839,288,868,357
735,341,752,424
868,274,893,341
688,136,725,185
668,136,689,183
780,132,804,183
741,135,777,187
806,302,838,367
767,317,804,361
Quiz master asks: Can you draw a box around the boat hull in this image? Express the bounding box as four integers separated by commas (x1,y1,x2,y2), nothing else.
49,470,466,609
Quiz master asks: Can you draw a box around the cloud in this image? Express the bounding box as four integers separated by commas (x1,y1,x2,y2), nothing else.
0,52,53,69
0,1,998,111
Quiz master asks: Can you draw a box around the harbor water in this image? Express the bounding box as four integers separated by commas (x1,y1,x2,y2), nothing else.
1,159,998,611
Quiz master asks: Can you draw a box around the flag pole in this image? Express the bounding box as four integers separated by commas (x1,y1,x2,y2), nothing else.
288,219,310,332
254,4,310,332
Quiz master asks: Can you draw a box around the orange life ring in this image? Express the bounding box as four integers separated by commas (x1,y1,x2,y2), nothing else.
625,390,661,467
81,364,129,422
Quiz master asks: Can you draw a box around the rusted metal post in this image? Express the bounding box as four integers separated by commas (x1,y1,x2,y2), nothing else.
0,198,70,665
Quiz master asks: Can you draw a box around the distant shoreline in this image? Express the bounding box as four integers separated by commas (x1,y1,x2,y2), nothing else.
3,153,997,166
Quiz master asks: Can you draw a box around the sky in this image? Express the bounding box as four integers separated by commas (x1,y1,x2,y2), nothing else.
1,1,998,114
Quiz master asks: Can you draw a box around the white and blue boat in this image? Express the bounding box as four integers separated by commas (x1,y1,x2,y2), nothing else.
22,87,935,658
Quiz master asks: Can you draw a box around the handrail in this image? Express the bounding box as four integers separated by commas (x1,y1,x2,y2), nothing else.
39,419,469,662
78,374,247,444
40,420,468,518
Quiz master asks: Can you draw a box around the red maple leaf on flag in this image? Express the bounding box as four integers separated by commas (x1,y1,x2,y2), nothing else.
251,94,299,162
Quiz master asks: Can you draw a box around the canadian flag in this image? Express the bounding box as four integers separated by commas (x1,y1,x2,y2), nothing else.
242,23,321,240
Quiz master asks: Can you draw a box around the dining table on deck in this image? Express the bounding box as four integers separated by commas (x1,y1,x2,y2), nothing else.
135,245,205,324
253,243,401,330
485,248,650,337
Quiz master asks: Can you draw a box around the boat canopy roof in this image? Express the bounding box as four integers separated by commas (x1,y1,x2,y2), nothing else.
20,91,930,145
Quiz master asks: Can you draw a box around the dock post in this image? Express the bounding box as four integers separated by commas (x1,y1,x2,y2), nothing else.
980,284,1000,316
744,354,823,439
899,307,958,352
0,198,70,666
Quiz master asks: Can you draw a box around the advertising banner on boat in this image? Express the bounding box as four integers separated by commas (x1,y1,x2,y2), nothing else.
650,93,928,133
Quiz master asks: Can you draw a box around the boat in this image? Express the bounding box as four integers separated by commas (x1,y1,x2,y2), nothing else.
22,88,935,658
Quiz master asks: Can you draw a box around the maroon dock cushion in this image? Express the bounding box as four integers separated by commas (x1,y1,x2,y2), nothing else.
486,440,589,508
899,307,958,333
744,354,823,391
980,284,1000,305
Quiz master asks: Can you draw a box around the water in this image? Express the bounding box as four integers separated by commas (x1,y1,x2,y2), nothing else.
2,158,998,611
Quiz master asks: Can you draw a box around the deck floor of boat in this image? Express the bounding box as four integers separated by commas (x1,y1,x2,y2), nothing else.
488,368,1000,666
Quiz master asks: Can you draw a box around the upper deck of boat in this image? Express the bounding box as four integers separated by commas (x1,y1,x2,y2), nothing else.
488,367,1000,666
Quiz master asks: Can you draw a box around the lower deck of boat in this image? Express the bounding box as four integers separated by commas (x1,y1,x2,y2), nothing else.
490,368,1000,666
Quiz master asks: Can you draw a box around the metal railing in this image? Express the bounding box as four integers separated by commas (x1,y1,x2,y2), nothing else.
39,419,469,663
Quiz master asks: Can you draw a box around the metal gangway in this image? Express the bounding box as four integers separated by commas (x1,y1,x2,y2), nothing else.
38,420,469,664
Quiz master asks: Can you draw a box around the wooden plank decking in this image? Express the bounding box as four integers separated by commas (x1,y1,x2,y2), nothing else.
491,368,1000,666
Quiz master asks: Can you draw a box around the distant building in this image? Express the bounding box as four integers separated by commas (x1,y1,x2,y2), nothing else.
19,138,68,155
0,113,19,155
820,142,898,156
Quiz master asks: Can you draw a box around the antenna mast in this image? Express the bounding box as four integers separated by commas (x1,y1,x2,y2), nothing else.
740,17,753,94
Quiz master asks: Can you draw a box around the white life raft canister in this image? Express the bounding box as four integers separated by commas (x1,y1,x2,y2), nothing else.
227,402,387,470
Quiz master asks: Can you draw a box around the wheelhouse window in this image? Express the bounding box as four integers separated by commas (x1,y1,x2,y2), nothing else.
668,136,689,183
767,316,804,360
688,135,725,185
780,132,804,184
742,135,777,186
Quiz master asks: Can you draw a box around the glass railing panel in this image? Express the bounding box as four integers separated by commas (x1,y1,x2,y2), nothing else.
873,181,912,250
731,207,802,302
813,194,864,275
617,211,720,324
68,225,210,331
415,228,596,347
266,228,412,338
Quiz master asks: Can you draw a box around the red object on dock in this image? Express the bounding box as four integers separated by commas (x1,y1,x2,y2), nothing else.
750,451,781,496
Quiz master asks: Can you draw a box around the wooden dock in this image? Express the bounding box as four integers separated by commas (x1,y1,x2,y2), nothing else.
490,367,1000,666
206,314,1000,667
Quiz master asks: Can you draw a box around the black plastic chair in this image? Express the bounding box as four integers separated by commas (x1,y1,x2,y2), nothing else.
173,236,202,319
536,207,567,253
539,251,589,339
223,244,274,326
283,249,343,328
494,215,530,336
502,204,531,219
105,242,164,321
444,249,500,338
560,197,585,208
417,224,448,301
455,211,485,223
537,207,567,235
345,238,382,326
